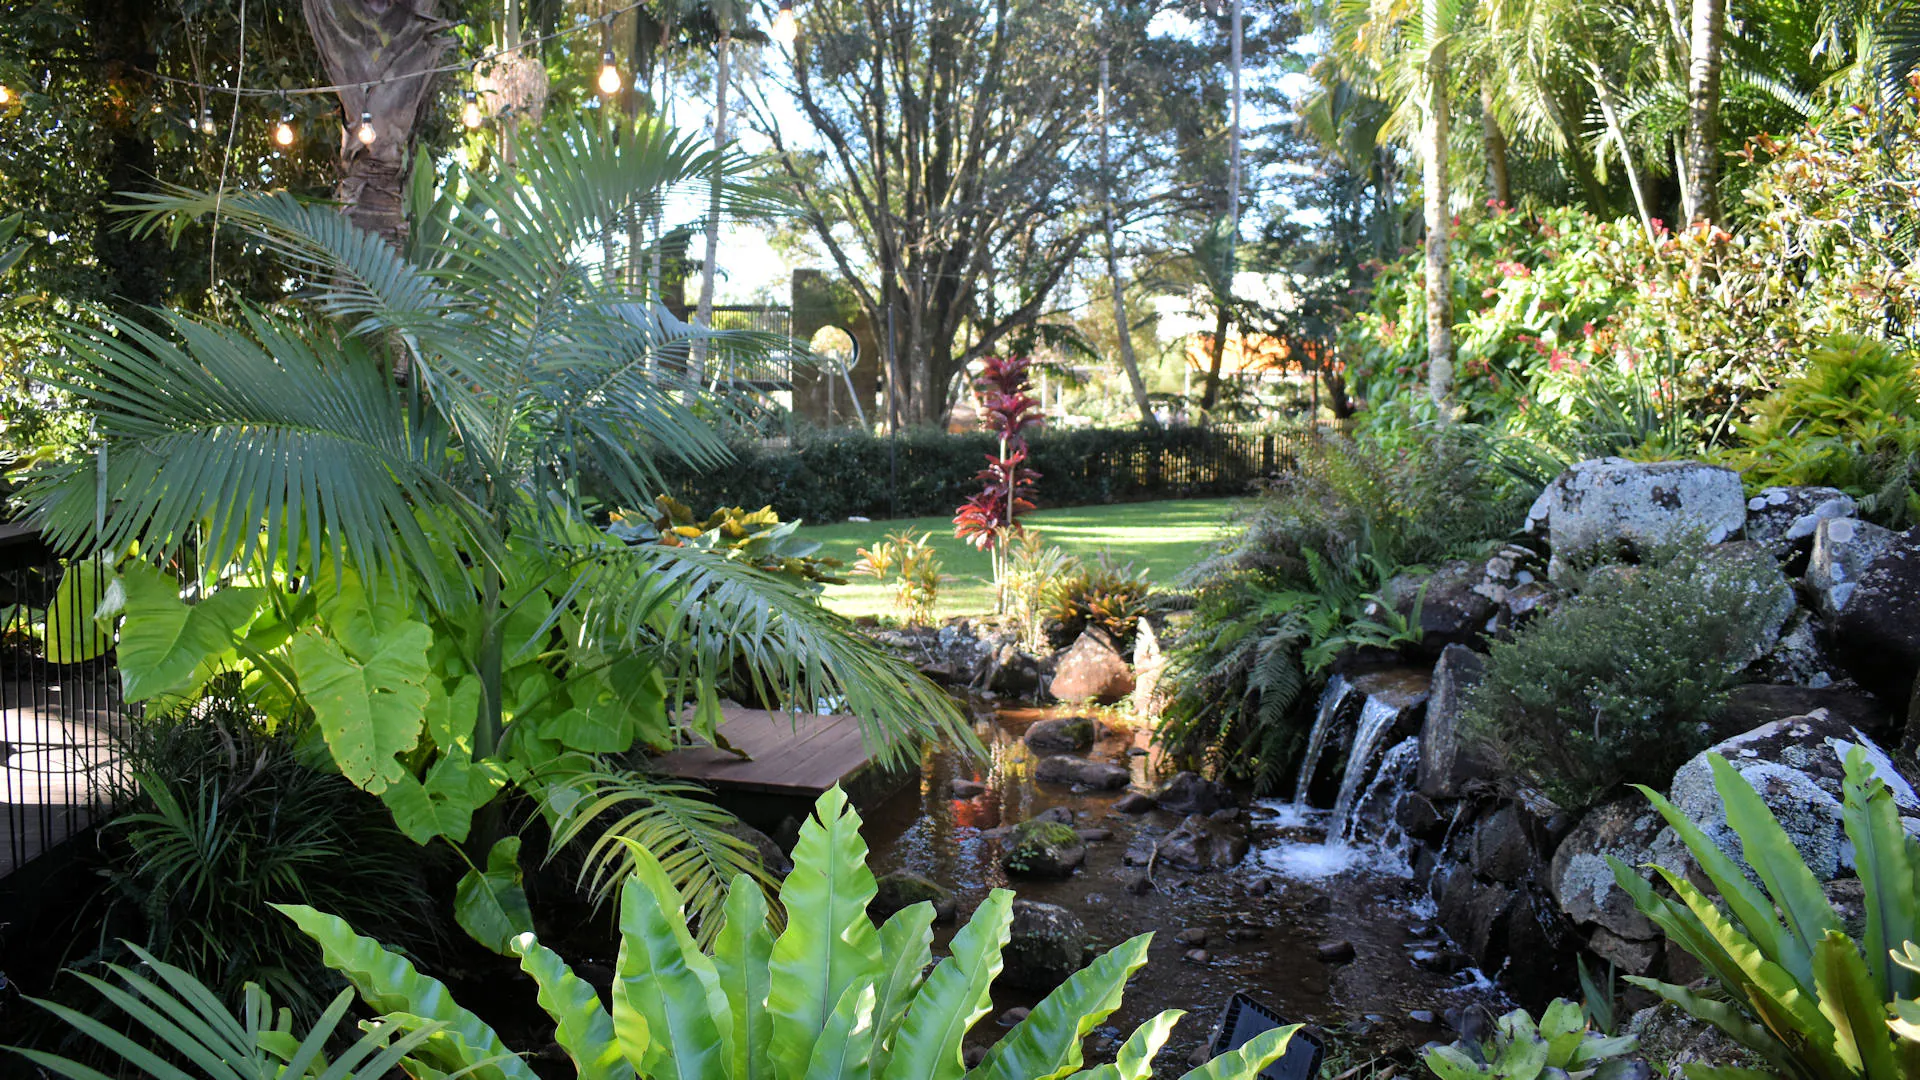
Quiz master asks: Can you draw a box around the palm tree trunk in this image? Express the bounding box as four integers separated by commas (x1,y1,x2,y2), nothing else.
693,9,732,395
1100,53,1157,429
1682,0,1725,223
1589,65,1657,248
1423,2,1455,414
1480,84,1510,207
302,0,450,248
1200,304,1231,411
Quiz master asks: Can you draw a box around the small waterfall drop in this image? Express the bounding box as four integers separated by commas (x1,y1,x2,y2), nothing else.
1327,696,1404,836
1291,675,1357,805
1341,736,1420,844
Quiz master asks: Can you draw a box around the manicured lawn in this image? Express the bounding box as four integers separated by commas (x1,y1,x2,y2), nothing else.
799,497,1240,618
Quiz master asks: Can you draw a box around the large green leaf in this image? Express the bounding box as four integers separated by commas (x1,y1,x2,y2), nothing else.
1838,746,1920,1002
971,933,1151,1080
380,752,507,844
109,562,262,702
1620,975,1802,1078
882,889,1012,1080
804,977,880,1080
769,787,883,1080
610,846,732,1080
276,904,536,1080
1173,1024,1297,1080
1811,929,1896,1077
511,932,634,1080
288,615,432,794
867,903,937,1080
1068,1009,1185,1080
715,874,776,1080
44,554,113,665
1711,756,1844,982
455,837,535,955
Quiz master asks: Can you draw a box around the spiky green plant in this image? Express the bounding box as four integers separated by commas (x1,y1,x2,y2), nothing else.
1423,999,1639,1079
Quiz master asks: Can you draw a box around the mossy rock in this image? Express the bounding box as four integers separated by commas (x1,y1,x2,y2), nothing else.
1025,716,1095,753
870,869,957,923
1001,820,1086,878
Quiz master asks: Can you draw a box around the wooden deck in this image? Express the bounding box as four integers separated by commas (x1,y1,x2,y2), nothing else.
655,709,882,799
1,707,123,880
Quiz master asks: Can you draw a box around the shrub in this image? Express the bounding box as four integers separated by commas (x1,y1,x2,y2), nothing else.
1046,553,1153,651
1423,1000,1638,1079
1462,545,1791,809
854,529,943,625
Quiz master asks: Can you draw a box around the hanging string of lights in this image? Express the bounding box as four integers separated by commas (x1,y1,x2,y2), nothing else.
0,1,803,148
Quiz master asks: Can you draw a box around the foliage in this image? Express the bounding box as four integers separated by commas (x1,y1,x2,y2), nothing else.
609,497,849,587
1423,1000,1640,1080
1463,545,1790,809
855,529,945,626
1726,336,1920,527
956,356,1044,614
1161,432,1526,790
1045,554,1154,652
102,691,436,1015
1003,530,1075,652
139,787,1298,1080
7,944,471,1080
1610,747,1920,1078
655,424,1291,523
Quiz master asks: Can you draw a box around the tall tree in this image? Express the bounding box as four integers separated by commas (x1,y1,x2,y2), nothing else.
1100,48,1157,428
302,0,453,246
691,0,732,392
1682,0,1725,222
1421,0,1454,411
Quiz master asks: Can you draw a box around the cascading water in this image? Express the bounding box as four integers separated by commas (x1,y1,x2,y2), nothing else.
1327,697,1406,835
1291,675,1357,806
1341,737,1420,844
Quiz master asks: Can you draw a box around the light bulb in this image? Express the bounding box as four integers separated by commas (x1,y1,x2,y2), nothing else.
199,107,217,135
772,1,798,44
461,90,483,129
273,115,295,147
356,111,377,145
597,51,622,95
0,85,12,106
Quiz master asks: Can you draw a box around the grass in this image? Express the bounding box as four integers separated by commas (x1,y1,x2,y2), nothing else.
799,497,1238,619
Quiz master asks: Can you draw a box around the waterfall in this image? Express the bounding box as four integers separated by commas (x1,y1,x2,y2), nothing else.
1326,696,1403,835
1291,675,1357,806
1341,736,1420,843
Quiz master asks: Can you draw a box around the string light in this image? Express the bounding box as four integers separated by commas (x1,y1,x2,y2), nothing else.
0,86,12,106
273,113,296,147
199,106,217,135
461,89,483,129
356,110,377,145
772,0,798,45
597,50,622,96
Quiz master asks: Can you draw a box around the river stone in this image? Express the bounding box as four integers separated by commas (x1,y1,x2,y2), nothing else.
1528,458,1747,579
1002,820,1086,878
1381,558,1499,654
1025,716,1095,753
1029,806,1075,825
1110,791,1155,814
1154,771,1233,816
950,778,987,799
1002,899,1088,991
1806,518,1920,698
1157,814,1249,873
1549,795,1663,946
1469,805,1535,885
1745,486,1857,564
720,818,793,877
1034,755,1130,790
1419,645,1490,799
870,870,957,923
1050,628,1135,704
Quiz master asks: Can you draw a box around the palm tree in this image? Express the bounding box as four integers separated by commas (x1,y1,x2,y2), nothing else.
25,115,972,933
1682,0,1725,222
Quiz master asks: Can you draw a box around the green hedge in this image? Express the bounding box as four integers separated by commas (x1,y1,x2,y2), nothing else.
654,426,1305,522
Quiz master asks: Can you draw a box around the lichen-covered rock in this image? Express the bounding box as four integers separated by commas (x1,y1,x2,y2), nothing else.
1001,820,1086,878
1469,805,1535,885
1744,486,1856,564
869,870,957,923
1806,518,1920,698
1418,645,1490,799
1381,558,1499,653
1002,899,1087,990
1550,796,1663,948
1748,610,1838,688
1626,1004,1763,1078
1153,771,1233,816
1528,458,1746,579
1697,541,1796,667
1050,628,1135,704
1024,716,1094,753
1033,755,1130,790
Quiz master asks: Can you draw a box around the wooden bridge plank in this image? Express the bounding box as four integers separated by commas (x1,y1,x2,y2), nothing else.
655,708,879,798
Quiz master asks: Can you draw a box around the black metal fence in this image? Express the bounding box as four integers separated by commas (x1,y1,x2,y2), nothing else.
0,528,121,880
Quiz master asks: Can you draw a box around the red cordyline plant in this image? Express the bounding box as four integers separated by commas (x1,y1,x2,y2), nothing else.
954,355,1042,613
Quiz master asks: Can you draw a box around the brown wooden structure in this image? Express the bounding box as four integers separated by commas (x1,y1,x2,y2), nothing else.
655,708,888,800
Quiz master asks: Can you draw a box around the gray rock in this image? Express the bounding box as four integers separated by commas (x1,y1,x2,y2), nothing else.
949,778,987,799
1175,928,1208,946
1001,819,1087,879
1002,899,1087,990
1744,486,1857,562
1697,541,1797,668
1469,805,1535,885
997,1007,1030,1027
1034,755,1130,790
1806,518,1920,698
1110,791,1155,814
1025,716,1095,753
1419,645,1491,799
1587,926,1661,975
1530,458,1747,579
1074,827,1113,842
1183,949,1210,964
1050,628,1135,704
870,870,957,923
1157,813,1249,872
1382,558,1499,653
1317,940,1355,963
1029,806,1076,825
1749,610,1837,688
1154,771,1234,816
720,819,793,877
1627,1004,1764,1076
1549,796,1664,947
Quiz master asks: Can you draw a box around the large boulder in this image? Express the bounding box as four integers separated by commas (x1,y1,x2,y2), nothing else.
1527,459,1746,579
1033,755,1130,790
1049,628,1135,704
1381,558,1500,654
1806,518,1920,698
1001,900,1088,991
870,870,957,923
1469,805,1537,885
1153,771,1233,816
1744,486,1857,566
1156,813,1249,873
1419,645,1491,799
1024,716,1094,753
1550,796,1664,968
1001,820,1087,878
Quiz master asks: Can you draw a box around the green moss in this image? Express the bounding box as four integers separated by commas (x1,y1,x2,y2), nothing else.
1012,820,1080,848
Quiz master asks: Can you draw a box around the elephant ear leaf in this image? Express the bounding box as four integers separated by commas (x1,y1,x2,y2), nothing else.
769,787,883,1080
511,932,634,1080
1174,1025,1296,1080
288,615,432,794
110,561,263,702
455,836,536,955
883,889,1012,1080
971,934,1150,1080
274,902,538,1080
